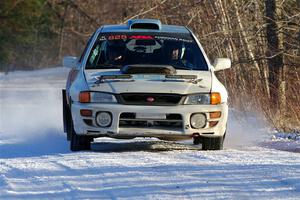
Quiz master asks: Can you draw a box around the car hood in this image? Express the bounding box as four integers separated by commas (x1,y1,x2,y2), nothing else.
84,69,212,94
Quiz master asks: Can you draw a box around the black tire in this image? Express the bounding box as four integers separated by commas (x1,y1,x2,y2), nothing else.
193,137,201,145
66,108,72,141
201,136,224,150
69,120,93,151
62,89,71,141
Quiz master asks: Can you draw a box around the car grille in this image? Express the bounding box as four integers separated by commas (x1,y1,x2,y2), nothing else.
119,93,182,105
119,113,183,130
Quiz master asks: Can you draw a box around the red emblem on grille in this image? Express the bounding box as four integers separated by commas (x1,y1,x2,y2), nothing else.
147,97,155,102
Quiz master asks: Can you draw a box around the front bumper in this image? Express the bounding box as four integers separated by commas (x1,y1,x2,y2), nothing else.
71,102,228,139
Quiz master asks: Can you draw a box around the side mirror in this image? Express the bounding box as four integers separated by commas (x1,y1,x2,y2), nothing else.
63,56,78,68
213,58,231,71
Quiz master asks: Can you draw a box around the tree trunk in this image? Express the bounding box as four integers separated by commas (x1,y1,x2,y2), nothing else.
265,0,286,126
58,4,69,60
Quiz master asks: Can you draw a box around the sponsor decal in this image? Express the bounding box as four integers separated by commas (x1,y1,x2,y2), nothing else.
103,34,192,42
155,36,193,43
106,35,154,40
107,35,127,40
129,35,154,40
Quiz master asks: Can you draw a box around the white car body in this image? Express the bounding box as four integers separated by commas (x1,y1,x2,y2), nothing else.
63,19,231,151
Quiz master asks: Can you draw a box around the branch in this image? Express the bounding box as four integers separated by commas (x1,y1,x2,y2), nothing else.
65,27,92,37
122,0,168,23
67,0,100,27
1,0,24,16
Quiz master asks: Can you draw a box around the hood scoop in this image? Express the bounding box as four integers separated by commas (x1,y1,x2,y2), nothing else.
121,65,176,75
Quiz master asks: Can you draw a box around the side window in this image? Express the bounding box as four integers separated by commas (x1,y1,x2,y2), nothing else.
78,32,95,63
88,44,100,66
87,41,106,68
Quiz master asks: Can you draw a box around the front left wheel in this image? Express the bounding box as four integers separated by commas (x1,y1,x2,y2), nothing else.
193,134,225,150
201,136,224,150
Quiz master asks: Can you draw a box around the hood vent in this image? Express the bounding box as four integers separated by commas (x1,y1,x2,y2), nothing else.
121,65,176,75
127,19,162,30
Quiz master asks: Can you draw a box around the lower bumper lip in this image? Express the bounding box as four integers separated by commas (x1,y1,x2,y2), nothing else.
72,102,227,137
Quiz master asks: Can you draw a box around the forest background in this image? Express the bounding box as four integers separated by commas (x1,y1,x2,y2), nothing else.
0,0,299,131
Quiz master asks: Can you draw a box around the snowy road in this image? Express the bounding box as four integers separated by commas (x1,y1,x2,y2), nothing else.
0,68,299,199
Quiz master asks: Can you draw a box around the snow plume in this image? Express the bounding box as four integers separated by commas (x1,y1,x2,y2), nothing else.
225,109,269,149
0,68,69,157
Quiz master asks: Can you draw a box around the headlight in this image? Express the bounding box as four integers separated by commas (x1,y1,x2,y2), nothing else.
184,93,221,105
184,94,210,105
79,91,117,103
91,92,117,103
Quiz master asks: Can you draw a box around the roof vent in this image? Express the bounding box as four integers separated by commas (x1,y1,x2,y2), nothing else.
127,19,162,30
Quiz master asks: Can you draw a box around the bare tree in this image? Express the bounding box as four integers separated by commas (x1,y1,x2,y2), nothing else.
265,0,286,125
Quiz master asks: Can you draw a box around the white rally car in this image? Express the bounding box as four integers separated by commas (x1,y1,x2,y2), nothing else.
62,19,231,151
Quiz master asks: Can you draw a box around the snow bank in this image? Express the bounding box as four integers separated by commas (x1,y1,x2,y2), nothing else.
262,132,300,153
273,132,300,142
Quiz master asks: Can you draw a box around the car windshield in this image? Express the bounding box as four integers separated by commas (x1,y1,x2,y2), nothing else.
86,32,208,70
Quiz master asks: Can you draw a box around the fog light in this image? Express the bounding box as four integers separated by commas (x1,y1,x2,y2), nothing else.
96,112,112,127
190,113,206,129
